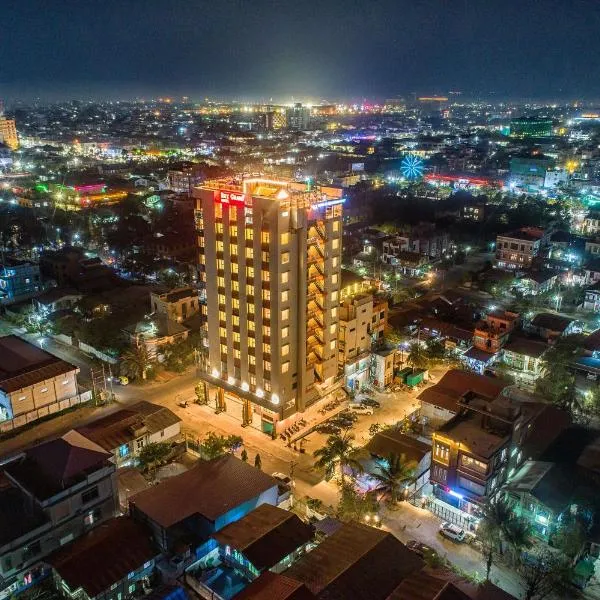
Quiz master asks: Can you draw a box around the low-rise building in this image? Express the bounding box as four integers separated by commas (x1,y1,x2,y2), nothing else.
0,336,81,426
430,392,570,522
124,317,189,360
372,347,395,390
527,313,578,342
501,337,547,390
495,227,545,271
129,455,280,556
47,517,157,600
284,522,423,600
76,401,182,467
418,370,509,429
0,431,118,598
185,504,314,598
150,287,200,323
0,258,44,304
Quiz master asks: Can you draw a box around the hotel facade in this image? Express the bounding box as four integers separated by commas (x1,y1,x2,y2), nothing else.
194,177,344,434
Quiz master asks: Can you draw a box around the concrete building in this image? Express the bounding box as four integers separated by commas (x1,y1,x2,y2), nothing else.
0,431,118,598
0,118,18,150
0,336,81,425
495,227,545,270
194,177,344,433
285,104,311,131
0,258,44,304
76,401,182,467
47,517,157,600
150,287,200,323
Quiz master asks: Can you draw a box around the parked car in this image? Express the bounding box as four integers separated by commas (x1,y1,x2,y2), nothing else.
316,423,341,435
360,397,381,408
348,404,374,415
406,540,438,560
272,472,294,487
439,522,466,543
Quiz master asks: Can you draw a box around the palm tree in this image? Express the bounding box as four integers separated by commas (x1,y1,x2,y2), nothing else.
407,342,428,373
122,344,151,380
313,431,363,487
371,453,415,504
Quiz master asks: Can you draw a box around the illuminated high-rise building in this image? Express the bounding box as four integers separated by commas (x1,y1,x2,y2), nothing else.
194,177,344,433
285,103,311,130
0,118,18,150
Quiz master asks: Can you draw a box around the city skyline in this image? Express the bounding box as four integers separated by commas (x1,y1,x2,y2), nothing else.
2,0,600,101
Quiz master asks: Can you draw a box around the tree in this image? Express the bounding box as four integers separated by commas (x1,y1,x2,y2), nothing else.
407,342,428,372
121,344,152,380
313,431,363,487
138,442,171,473
478,497,514,580
200,432,243,459
240,449,248,462
371,453,415,504
254,453,262,470
518,549,572,600
503,514,532,565
336,482,379,524
424,338,446,362
535,335,583,415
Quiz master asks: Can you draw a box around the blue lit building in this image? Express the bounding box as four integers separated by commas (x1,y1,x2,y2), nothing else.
0,258,43,304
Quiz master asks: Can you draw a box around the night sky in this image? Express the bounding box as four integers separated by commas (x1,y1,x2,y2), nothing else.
1,0,600,101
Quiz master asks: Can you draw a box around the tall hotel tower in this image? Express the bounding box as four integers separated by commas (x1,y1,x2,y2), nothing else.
194,177,343,434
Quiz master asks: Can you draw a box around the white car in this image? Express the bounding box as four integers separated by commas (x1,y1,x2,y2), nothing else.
348,404,374,415
439,522,466,543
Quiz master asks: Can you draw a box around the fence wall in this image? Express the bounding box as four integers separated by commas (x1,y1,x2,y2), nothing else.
0,390,93,434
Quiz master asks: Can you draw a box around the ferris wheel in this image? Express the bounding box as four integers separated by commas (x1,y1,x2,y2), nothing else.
400,154,425,180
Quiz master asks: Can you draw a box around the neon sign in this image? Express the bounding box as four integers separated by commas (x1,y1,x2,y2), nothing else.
215,190,246,205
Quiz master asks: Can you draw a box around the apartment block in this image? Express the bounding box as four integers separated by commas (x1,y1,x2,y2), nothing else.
194,177,343,433
0,431,117,598
495,227,545,270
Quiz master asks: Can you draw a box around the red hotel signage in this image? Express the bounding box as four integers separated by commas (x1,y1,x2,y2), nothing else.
215,190,246,205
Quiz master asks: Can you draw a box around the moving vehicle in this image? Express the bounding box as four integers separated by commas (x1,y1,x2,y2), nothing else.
348,404,374,415
118,376,129,385
438,522,466,543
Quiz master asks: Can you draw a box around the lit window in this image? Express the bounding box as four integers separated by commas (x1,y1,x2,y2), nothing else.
262,289,270,301
282,344,289,356
281,272,289,284
282,252,290,264
332,239,339,250
261,231,270,244
331,274,338,284
249,337,256,348
281,232,290,245
249,355,256,365
282,361,290,373
249,321,255,331
333,221,340,232
330,340,336,350
332,257,339,267
329,324,336,334
282,309,289,321
282,326,289,338
281,290,289,302
246,247,253,259
246,266,254,278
